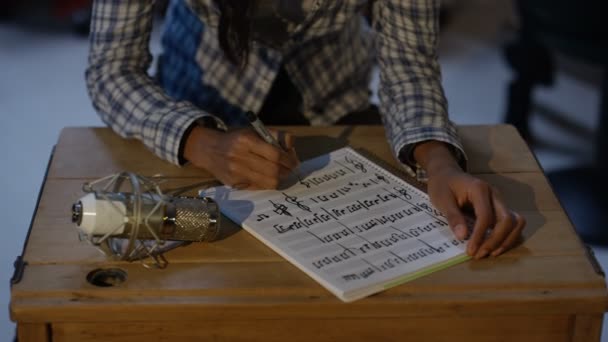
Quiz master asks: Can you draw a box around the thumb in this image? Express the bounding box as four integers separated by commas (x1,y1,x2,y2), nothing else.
436,194,468,240
269,129,295,150
268,129,300,166
284,133,300,165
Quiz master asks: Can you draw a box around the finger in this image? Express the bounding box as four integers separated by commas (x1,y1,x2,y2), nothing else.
269,129,300,164
432,192,468,240
467,183,495,258
288,148,300,168
242,165,282,189
274,130,295,150
491,211,526,257
223,153,282,190
248,131,298,170
282,132,301,166
233,182,252,190
476,193,514,258
216,173,250,190
242,151,291,178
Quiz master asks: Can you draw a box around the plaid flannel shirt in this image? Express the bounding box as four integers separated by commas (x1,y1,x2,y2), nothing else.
86,0,466,179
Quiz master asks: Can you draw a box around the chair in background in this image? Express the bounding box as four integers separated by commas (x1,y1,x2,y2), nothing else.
503,0,607,244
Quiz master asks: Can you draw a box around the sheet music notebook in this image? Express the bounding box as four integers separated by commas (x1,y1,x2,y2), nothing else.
201,147,470,302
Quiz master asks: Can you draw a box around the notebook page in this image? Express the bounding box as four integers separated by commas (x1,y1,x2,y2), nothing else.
201,147,469,301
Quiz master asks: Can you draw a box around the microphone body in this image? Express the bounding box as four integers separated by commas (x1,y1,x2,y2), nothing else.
72,192,220,242
70,172,221,268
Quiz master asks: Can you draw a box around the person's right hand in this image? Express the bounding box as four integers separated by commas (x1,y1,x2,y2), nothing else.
183,126,299,189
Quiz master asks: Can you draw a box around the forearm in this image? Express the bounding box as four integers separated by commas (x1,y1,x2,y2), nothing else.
86,0,224,165
374,0,466,179
87,63,211,164
183,126,221,168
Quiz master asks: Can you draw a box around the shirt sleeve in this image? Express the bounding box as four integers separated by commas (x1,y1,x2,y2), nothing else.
85,0,226,165
373,0,467,181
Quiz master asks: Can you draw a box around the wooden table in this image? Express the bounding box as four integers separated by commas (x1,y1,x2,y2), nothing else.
11,125,608,342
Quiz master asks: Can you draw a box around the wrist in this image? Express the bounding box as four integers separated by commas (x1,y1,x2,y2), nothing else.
183,126,220,166
413,140,461,177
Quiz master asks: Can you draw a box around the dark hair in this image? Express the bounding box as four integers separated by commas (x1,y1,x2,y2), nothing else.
215,0,253,67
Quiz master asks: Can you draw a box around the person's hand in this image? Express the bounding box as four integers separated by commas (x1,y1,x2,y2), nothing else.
183,126,299,189
414,141,526,259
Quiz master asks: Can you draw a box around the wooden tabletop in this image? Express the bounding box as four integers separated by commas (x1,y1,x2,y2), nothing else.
11,125,608,327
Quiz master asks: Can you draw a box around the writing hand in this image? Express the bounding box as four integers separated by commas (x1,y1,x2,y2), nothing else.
184,126,299,189
414,141,526,259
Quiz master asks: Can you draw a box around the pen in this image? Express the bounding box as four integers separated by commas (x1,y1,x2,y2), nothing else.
246,111,285,151
246,110,302,181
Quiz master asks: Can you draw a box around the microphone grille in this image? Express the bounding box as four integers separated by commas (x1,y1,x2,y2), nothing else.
169,197,221,242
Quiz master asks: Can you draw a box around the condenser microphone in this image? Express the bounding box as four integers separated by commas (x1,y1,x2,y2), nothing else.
70,172,221,268
72,193,220,242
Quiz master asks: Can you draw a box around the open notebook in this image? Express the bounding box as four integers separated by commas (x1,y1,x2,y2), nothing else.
200,147,470,302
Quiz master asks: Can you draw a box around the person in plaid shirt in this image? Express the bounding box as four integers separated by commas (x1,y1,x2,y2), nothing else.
86,0,524,258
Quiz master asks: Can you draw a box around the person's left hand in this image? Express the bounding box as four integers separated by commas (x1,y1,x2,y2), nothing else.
414,141,526,259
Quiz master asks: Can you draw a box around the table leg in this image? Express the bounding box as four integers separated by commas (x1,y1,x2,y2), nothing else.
17,323,50,342
571,314,603,342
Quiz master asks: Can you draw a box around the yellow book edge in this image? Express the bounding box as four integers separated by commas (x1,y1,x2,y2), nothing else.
340,254,471,302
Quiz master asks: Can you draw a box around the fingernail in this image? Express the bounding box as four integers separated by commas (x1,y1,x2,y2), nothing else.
467,244,477,256
491,248,504,257
454,224,467,239
475,249,489,259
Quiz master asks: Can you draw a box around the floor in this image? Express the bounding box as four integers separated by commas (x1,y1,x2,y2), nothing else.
0,1,605,340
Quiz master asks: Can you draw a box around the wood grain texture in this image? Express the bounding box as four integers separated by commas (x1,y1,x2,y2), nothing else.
458,124,539,173
11,126,607,342
52,315,570,342
17,323,49,342
30,172,560,222
47,125,539,179
10,255,608,324
12,256,606,298
21,210,586,264
22,170,568,264
571,314,604,342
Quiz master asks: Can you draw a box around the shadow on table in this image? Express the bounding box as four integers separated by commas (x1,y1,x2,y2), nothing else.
202,129,358,242
466,171,545,270
293,127,354,161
